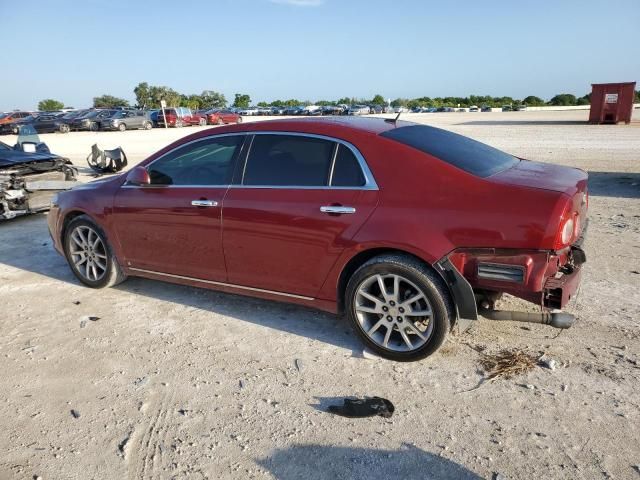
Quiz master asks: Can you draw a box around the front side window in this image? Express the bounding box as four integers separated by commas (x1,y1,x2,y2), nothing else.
148,136,243,186
243,134,334,186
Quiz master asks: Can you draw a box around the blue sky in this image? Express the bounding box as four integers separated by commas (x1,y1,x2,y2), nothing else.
1,0,638,110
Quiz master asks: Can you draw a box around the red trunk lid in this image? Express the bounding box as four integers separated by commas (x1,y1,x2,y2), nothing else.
489,159,587,196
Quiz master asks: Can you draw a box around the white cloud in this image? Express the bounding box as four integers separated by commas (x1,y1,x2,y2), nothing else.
269,0,324,6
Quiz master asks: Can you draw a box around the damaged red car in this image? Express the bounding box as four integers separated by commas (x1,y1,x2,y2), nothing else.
48,117,587,361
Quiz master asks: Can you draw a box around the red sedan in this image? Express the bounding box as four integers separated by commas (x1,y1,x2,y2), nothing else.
48,118,587,361
205,109,242,125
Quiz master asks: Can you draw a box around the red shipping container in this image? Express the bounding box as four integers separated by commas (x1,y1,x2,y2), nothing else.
589,82,636,124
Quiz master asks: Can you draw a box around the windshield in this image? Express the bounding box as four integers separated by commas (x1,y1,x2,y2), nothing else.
17,124,41,145
380,125,519,177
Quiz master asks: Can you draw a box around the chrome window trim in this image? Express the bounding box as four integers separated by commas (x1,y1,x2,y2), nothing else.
239,131,378,190
129,267,314,301
124,133,248,189
124,130,378,191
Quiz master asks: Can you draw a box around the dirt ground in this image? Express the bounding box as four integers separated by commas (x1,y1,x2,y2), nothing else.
1,110,639,480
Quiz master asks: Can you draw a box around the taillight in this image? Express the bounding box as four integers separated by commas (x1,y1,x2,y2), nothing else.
560,218,574,245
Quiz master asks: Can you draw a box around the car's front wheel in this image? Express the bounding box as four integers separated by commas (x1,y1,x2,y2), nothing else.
345,254,452,361
64,215,127,289
118,123,126,132
59,124,70,133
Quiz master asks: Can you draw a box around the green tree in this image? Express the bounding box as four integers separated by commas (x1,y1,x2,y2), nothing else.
198,90,226,109
391,98,409,107
37,99,64,111
134,82,152,108
635,90,640,103
232,93,251,108
576,94,591,106
93,95,129,108
548,94,577,106
371,94,385,105
522,95,544,106
149,86,181,108
336,97,353,105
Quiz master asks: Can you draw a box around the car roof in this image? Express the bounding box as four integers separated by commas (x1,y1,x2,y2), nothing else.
227,116,403,136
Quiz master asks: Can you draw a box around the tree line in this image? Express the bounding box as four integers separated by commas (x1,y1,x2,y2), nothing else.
36,84,640,111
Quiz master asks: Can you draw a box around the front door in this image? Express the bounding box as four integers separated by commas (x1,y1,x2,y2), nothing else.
222,133,378,298
111,134,245,281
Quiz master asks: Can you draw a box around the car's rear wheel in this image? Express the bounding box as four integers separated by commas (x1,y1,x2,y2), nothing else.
216,117,224,125
59,124,70,133
176,119,183,128
144,121,152,130
64,215,127,289
345,254,452,361
199,117,207,126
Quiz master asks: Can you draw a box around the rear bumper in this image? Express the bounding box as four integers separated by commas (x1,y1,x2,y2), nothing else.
543,264,582,309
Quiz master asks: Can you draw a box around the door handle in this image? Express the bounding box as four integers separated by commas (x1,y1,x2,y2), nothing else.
191,199,218,207
320,205,356,214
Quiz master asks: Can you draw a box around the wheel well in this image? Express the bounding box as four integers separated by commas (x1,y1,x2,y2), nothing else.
336,248,440,314
60,210,86,243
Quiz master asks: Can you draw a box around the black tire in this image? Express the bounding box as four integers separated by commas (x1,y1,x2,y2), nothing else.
144,121,152,130
199,117,207,126
89,122,99,131
59,124,70,133
345,253,452,361
118,123,126,132
64,215,127,289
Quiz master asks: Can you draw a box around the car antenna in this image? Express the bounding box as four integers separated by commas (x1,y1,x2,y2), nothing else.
385,111,401,124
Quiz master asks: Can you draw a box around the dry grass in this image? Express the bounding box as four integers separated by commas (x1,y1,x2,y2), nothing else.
479,349,539,381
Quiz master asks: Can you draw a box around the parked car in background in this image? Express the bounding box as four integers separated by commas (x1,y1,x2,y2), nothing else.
270,106,286,115
369,105,384,114
321,105,344,115
481,105,492,112
502,105,513,112
99,110,153,131
469,105,479,112
49,117,588,361
513,104,527,111
347,105,370,115
205,109,242,125
284,106,304,115
148,110,160,127
0,111,32,134
238,107,259,116
12,113,71,134
68,110,115,131
394,106,410,113
157,107,206,127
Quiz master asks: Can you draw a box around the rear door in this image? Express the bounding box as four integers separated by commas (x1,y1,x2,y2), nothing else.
111,134,246,281
222,133,379,298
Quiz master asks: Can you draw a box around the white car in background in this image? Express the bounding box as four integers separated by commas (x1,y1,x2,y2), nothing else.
394,106,410,113
347,105,370,115
238,107,259,116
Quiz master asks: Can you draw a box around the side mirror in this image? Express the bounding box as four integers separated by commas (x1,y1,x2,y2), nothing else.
125,166,151,186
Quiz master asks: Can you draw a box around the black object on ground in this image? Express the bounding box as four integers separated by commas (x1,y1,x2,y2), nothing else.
86,144,128,173
327,397,394,418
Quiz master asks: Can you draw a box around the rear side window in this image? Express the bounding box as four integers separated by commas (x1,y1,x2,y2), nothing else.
243,135,334,186
380,125,518,177
331,144,365,187
148,136,243,186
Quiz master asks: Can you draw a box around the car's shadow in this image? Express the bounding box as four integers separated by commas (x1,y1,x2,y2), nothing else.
588,171,640,199
257,444,481,480
0,214,361,353
456,120,588,126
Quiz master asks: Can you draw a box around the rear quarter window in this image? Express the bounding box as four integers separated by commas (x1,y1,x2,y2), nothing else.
380,125,518,177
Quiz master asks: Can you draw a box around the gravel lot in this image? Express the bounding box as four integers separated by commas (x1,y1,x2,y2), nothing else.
1,110,639,480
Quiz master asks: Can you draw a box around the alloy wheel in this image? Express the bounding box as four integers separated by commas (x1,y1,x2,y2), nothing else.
69,225,108,282
354,273,434,352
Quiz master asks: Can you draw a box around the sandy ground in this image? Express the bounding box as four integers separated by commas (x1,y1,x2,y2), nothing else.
0,110,639,480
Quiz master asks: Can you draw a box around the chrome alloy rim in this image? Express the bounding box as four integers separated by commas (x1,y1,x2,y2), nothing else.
354,274,434,352
69,226,107,281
